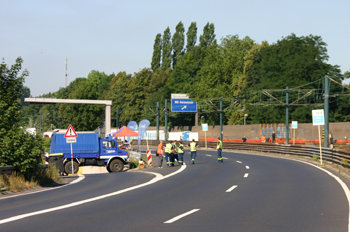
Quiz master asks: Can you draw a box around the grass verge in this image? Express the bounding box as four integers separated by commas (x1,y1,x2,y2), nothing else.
1,163,62,192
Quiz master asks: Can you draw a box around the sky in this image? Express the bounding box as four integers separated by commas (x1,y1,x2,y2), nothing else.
1,0,349,97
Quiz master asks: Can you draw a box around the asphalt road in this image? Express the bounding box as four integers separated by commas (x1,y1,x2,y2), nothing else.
0,149,349,232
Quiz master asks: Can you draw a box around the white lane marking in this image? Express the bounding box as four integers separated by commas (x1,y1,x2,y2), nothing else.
0,165,186,225
236,161,242,163
246,166,250,169
0,174,86,200
244,173,249,178
223,157,228,160
205,154,212,157
226,185,238,192
234,152,350,232
164,209,200,223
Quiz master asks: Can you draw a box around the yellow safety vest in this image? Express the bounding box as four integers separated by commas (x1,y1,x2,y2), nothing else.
190,142,197,152
165,143,172,153
216,140,223,149
178,144,184,153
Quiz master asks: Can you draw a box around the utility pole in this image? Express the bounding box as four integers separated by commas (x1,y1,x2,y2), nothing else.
65,58,68,88
285,87,289,144
165,99,168,141
220,97,223,141
324,76,329,147
156,102,159,141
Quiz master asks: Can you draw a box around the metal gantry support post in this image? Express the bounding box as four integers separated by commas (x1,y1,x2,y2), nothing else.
324,76,329,147
156,102,159,141
220,97,223,141
285,87,289,144
165,99,168,141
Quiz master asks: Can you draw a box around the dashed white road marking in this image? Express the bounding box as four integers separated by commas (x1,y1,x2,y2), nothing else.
236,161,242,163
244,173,249,178
246,166,250,169
226,185,238,192
205,154,212,157
164,209,200,223
223,157,228,160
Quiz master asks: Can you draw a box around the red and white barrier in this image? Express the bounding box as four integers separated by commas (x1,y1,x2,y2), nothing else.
146,150,153,167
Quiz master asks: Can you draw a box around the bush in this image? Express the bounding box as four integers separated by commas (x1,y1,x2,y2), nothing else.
129,158,139,169
313,154,319,162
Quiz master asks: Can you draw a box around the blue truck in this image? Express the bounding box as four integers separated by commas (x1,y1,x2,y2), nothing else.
50,131,129,174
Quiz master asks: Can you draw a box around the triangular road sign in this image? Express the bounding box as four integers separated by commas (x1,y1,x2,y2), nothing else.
64,124,78,137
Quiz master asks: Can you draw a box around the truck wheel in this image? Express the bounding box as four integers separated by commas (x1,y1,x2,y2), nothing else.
109,159,124,172
64,161,79,174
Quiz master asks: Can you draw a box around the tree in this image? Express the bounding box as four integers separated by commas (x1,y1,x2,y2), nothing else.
186,22,197,53
199,22,216,48
61,71,107,131
172,21,185,68
0,57,43,177
151,33,162,72
161,27,172,70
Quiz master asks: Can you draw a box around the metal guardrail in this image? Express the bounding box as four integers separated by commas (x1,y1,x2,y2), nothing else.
0,166,15,175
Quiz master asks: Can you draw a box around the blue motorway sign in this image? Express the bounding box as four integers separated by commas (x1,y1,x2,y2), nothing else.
171,99,197,112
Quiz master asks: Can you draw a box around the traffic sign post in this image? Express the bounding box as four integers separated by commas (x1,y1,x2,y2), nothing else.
202,123,208,149
312,110,325,165
64,125,78,175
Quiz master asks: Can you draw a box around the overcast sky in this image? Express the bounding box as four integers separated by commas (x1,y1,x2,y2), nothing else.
1,0,349,97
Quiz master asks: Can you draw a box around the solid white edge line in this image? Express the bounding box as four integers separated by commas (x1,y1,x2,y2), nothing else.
246,166,250,169
226,185,238,192
164,209,200,223
0,164,187,225
0,174,86,200
244,173,249,178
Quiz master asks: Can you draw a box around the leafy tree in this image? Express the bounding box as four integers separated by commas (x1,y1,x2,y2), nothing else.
161,27,172,70
103,71,132,127
151,33,162,72
199,22,216,48
172,21,185,68
122,68,153,123
186,22,197,53
0,57,43,177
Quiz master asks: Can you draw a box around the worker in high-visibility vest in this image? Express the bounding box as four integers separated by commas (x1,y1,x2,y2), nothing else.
156,141,164,168
216,137,223,163
171,140,178,166
177,141,185,165
187,139,199,164
164,141,173,167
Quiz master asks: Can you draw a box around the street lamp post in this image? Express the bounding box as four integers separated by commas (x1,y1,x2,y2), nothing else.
244,114,248,125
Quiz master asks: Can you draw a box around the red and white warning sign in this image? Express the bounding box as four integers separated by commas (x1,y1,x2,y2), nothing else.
146,150,153,167
64,124,78,138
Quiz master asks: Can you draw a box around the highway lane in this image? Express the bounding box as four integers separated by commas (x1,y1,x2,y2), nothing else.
0,149,349,232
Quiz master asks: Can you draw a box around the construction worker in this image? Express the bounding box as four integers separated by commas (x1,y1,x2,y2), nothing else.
164,141,173,167
156,141,164,168
188,139,199,164
217,137,223,163
172,140,178,166
177,140,185,165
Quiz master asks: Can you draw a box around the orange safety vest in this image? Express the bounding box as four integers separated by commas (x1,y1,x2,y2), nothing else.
157,144,164,155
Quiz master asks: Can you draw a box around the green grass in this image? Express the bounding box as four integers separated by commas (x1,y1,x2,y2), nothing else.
1,163,61,192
